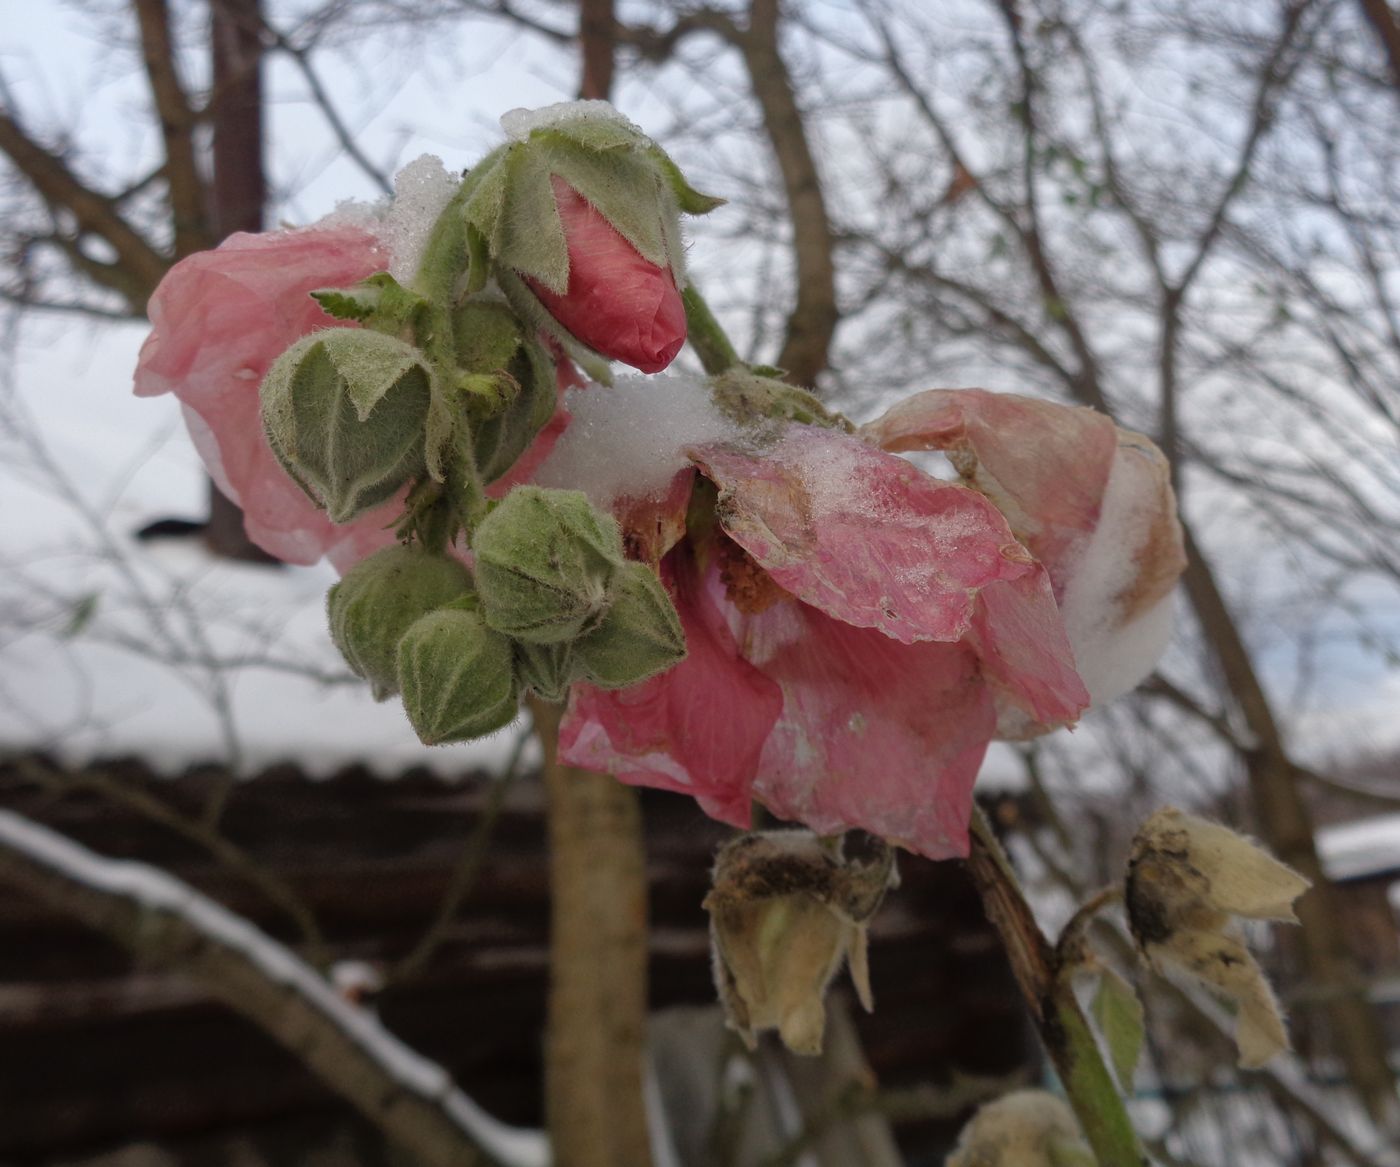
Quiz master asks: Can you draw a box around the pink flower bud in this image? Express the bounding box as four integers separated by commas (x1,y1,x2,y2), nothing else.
526,178,686,374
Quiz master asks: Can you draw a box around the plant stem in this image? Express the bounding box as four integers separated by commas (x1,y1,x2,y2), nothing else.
529,697,655,1167
682,283,743,374
965,806,1146,1166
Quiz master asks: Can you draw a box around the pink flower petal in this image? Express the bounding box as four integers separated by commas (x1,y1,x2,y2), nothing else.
862,389,1184,714
861,388,1119,591
970,567,1090,727
134,226,396,565
740,599,997,859
693,428,1039,645
560,547,783,827
526,178,686,373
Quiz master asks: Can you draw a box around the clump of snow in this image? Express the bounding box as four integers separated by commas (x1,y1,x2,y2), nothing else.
501,100,640,142
532,372,744,508
1058,442,1175,705
383,156,459,283
317,155,458,284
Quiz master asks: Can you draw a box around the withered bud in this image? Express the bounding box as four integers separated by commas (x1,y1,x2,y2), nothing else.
1126,806,1310,1068
703,830,898,1056
947,1090,1093,1167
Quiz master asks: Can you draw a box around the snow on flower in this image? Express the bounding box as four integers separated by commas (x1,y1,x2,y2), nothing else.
554,380,1184,859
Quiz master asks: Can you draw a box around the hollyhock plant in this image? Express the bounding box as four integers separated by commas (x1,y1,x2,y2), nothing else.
547,375,1185,860
134,223,398,567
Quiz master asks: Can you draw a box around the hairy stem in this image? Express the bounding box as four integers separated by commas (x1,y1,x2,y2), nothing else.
966,807,1147,1165
682,283,743,374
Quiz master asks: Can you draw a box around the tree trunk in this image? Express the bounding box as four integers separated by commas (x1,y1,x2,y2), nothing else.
205,0,277,564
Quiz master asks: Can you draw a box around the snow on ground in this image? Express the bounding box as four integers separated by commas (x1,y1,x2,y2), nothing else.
1,318,527,778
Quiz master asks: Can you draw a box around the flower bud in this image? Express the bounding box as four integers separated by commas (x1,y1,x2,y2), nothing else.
464,102,722,373
396,601,519,745
261,328,432,522
327,546,475,700
513,639,577,703
947,1090,1092,1167
452,301,558,484
1126,806,1310,1067
704,831,897,1056
472,487,625,644
574,561,686,688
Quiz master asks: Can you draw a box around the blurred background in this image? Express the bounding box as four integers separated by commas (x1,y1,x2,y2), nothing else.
1,2,1398,1165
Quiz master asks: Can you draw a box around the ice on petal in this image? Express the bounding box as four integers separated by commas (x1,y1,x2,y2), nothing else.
531,371,744,508
501,100,641,141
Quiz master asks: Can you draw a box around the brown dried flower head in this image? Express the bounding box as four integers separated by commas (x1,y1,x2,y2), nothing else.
1126,806,1310,1068
946,1089,1094,1167
703,830,898,1056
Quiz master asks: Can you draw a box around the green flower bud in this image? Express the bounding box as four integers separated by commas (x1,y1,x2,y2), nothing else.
452,301,557,484
574,561,686,688
262,328,432,522
513,640,577,703
472,487,625,644
396,603,519,745
327,546,474,700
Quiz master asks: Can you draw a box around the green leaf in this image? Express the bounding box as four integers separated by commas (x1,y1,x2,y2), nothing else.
648,146,726,215
1091,967,1145,1090
312,286,378,322
545,138,669,267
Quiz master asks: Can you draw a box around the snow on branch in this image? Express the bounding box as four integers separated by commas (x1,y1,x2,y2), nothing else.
0,808,550,1167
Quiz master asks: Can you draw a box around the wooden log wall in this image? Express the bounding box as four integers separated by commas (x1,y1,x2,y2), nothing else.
0,756,1034,1166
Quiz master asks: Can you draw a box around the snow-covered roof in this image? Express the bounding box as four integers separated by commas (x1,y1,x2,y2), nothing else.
1315,814,1400,883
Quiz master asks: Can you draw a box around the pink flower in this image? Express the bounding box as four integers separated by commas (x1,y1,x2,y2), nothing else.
526,178,687,374
559,389,1183,859
134,226,400,569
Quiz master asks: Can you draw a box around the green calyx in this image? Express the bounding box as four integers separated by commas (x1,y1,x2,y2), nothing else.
709,368,852,432
508,561,687,699
397,600,520,745
327,545,475,700
574,561,686,687
472,487,625,644
261,328,432,523
450,300,558,484
460,107,723,297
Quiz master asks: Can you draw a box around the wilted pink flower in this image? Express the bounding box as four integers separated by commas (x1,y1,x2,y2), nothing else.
559,389,1183,859
526,177,687,374
134,226,399,568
